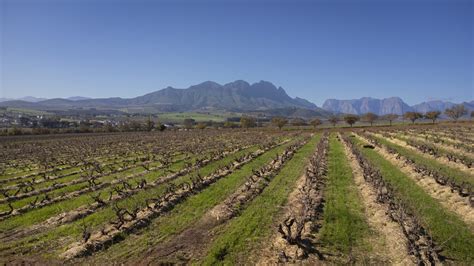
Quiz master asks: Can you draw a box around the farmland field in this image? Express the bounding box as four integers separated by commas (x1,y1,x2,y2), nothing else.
0,124,473,265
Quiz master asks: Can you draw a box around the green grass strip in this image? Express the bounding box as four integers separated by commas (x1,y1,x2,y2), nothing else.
370,134,474,186
394,133,473,160
402,131,472,152
201,135,320,265
0,143,277,257
319,135,370,256
88,138,302,262
0,159,168,212
352,136,474,263
0,151,147,181
0,159,187,233
0,147,248,233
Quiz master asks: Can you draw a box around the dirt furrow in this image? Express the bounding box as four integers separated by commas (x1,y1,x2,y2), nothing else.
134,140,307,264
255,133,328,264
400,132,474,159
344,135,442,265
60,140,302,260
356,133,474,229
0,145,253,220
0,152,163,185
0,144,270,241
371,132,474,175
341,133,415,265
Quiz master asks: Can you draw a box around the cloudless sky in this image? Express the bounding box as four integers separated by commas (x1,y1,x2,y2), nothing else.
1,0,472,105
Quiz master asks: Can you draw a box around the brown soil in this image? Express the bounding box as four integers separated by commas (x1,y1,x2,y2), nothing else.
0,146,259,244
133,142,303,264
372,132,474,176
136,209,229,264
357,133,474,229
341,134,415,265
254,173,321,265
401,132,474,159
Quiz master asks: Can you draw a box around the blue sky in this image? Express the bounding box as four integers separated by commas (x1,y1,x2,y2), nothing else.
1,0,472,105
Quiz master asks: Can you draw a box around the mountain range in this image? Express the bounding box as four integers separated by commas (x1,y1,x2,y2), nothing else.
322,98,473,115
1,80,472,116
0,80,321,113
0,96,48,103
0,96,89,103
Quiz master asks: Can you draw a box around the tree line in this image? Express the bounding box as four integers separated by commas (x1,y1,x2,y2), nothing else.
265,104,472,130
2,104,472,135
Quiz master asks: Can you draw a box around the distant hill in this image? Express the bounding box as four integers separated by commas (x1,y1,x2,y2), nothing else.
0,98,12,103
127,80,317,111
247,107,332,119
411,100,456,113
409,100,473,115
322,98,473,116
67,96,91,101
322,97,412,115
0,96,47,103
2,84,472,116
18,96,48,102
0,80,319,112
0,96,90,102
462,101,474,112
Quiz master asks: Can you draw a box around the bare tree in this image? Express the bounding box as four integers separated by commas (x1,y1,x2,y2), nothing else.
309,118,322,129
344,114,359,127
240,116,256,128
361,112,378,126
445,104,467,122
403,112,423,124
383,113,399,126
328,116,339,128
271,117,288,130
424,111,441,124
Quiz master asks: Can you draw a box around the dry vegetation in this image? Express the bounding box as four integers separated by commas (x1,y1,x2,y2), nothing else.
0,124,473,264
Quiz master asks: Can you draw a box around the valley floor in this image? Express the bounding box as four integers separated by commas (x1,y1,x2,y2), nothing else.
0,124,473,264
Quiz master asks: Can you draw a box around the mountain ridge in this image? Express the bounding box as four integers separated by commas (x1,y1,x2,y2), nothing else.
0,80,319,112
1,81,472,116
322,97,473,115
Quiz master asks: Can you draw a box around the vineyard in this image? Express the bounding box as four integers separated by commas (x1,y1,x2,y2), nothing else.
0,125,473,265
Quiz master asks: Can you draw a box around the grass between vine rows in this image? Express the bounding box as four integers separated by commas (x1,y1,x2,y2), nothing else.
201,134,320,265
352,135,474,263
0,152,193,232
0,156,183,212
370,134,474,186
0,144,262,256
0,152,145,181
88,136,301,262
318,134,372,259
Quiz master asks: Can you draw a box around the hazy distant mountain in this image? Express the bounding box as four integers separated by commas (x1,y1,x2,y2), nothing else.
322,97,412,115
462,101,474,112
3,83,471,116
0,98,12,103
128,80,317,111
0,96,47,103
322,98,473,116
248,107,332,119
67,96,91,101
0,96,89,103
0,80,318,112
18,96,48,102
411,100,456,113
